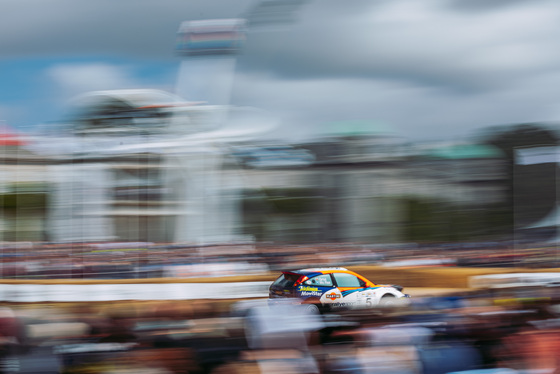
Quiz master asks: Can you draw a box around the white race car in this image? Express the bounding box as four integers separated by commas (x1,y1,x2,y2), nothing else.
269,267,409,312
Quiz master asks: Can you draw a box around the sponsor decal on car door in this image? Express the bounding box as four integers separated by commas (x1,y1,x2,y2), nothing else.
320,288,344,307
328,272,377,309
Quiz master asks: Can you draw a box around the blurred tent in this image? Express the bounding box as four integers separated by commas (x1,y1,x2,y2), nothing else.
526,207,560,230
0,123,36,161
514,146,560,242
0,124,28,146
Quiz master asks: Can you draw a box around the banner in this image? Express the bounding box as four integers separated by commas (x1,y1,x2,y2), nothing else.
515,146,559,165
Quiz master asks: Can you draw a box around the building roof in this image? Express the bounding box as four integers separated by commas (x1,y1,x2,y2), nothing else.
424,143,504,160
70,89,185,111
324,120,394,138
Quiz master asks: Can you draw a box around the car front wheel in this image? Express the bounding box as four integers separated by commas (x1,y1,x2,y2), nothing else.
379,294,397,307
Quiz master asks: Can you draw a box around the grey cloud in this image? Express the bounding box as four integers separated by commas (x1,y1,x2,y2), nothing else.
0,0,253,59
232,64,560,141
446,0,547,13
236,0,560,95
2,0,560,142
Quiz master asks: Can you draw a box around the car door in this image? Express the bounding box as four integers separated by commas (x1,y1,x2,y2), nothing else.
330,272,368,308
298,274,335,303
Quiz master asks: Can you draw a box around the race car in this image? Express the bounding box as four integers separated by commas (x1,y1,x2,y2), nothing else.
268,267,409,312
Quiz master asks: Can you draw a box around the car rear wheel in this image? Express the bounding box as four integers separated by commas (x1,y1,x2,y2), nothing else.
302,299,321,314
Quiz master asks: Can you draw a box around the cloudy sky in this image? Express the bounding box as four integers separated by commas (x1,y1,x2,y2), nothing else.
1,0,560,141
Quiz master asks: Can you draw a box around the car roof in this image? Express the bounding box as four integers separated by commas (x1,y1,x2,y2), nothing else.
288,267,349,276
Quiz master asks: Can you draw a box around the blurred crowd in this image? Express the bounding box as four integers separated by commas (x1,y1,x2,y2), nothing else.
1,240,559,280
1,285,560,373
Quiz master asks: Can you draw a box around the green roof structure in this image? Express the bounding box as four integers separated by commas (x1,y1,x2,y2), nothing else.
425,144,504,160
325,120,394,138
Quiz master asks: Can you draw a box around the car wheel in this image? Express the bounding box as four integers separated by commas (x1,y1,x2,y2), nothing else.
379,294,397,307
303,300,321,314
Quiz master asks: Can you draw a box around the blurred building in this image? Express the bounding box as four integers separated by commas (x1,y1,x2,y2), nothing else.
7,18,256,244
0,115,507,244
37,89,251,244
0,12,509,245
235,134,506,243
0,126,48,241
407,143,506,205
231,122,405,243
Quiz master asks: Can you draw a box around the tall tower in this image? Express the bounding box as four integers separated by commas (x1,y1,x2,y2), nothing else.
175,19,246,106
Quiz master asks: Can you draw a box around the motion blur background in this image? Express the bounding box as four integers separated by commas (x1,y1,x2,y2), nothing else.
1,0,560,249
2,1,560,373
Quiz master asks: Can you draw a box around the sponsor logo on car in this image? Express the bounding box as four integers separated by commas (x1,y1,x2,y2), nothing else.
301,291,323,297
326,292,341,300
332,302,356,307
298,286,319,292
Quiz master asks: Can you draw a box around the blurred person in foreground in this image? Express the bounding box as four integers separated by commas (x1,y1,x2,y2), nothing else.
0,307,25,374
498,320,560,373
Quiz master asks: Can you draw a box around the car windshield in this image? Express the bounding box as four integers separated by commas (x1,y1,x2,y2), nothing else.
272,273,301,288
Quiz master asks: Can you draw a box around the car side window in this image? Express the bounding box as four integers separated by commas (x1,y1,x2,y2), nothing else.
333,273,363,288
304,274,333,287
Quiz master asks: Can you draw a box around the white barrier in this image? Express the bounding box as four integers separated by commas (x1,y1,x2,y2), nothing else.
469,273,560,289
0,281,272,303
